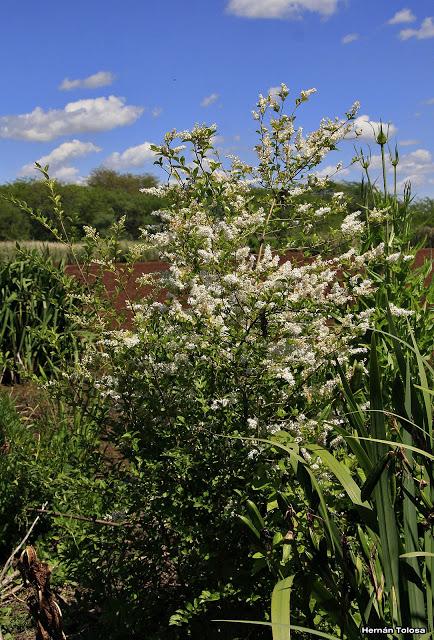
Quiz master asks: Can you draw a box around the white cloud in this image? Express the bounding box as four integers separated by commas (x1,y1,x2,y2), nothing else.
20,139,101,183
59,71,115,91
21,140,101,174
400,16,434,40
312,164,350,179
388,8,416,25
201,93,219,107
399,148,432,166
351,115,397,141
210,135,225,145
395,174,424,190
151,106,162,118
24,164,83,184
342,33,359,44
51,166,84,183
104,142,156,170
226,0,338,19
399,139,419,146
355,148,434,192
395,149,434,189
425,98,434,105
23,164,84,184
0,96,143,142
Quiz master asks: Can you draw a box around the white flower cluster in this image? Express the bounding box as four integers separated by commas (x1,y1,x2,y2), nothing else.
341,211,365,236
139,185,169,196
314,206,331,218
368,207,390,223
389,304,415,317
92,86,418,462
386,252,414,264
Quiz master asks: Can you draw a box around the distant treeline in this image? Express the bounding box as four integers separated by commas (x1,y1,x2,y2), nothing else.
0,168,164,241
0,168,432,245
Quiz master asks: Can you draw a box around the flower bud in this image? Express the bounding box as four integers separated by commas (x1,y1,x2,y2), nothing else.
375,121,388,146
389,143,399,167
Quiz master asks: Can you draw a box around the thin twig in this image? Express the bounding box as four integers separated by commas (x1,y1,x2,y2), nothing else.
0,501,48,585
27,507,129,528
10,592,27,606
1,582,24,602
0,570,19,588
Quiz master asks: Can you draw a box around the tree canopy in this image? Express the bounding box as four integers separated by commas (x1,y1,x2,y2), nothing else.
0,169,163,241
0,170,432,245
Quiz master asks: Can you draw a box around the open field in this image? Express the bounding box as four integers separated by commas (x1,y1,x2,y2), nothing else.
0,240,159,263
0,241,79,263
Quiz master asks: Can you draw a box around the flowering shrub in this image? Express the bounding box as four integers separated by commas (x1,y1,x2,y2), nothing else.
8,85,433,637
81,87,421,632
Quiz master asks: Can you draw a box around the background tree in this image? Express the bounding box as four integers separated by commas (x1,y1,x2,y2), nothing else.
0,169,164,241
86,167,158,193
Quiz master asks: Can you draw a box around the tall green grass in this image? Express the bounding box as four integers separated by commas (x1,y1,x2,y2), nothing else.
235,319,433,638
0,248,83,382
236,133,433,638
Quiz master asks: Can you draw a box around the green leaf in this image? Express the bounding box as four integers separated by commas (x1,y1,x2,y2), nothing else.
307,444,371,508
369,333,401,614
213,620,341,640
402,358,426,630
246,499,265,530
332,422,372,475
409,325,433,445
414,385,434,397
347,437,434,462
360,452,391,502
400,552,434,559
373,329,434,377
237,515,261,541
271,576,294,640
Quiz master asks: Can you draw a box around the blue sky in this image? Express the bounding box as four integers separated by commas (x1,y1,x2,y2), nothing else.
1,0,434,197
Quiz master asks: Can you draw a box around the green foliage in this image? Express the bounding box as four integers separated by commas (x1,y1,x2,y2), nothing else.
236,138,434,637
0,248,84,382
87,167,157,193
52,389,275,636
0,603,31,635
0,169,431,246
1,86,432,640
0,168,164,241
54,88,365,636
0,389,108,557
408,197,434,246
248,321,434,635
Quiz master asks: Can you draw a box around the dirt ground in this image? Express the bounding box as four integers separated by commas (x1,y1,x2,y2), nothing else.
65,249,433,322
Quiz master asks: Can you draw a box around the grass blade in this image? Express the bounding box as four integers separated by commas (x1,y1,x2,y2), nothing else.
271,576,294,640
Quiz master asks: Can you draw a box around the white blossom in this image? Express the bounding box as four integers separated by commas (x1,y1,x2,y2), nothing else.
247,418,258,431
389,304,415,317
341,211,365,236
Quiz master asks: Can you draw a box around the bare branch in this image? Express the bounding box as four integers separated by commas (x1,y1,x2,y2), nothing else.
0,501,48,585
